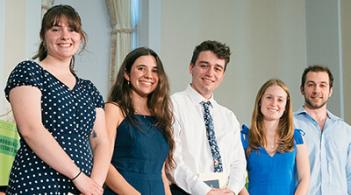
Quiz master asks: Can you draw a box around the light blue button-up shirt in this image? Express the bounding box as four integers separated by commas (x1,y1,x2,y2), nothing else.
294,107,351,195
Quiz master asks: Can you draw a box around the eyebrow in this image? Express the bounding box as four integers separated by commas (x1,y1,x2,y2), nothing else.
198,61,224,68
198,61,209,64
306,81,329,84
135,64,158,69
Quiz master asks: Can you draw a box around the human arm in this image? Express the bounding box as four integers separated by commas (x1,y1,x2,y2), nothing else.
9,86,102,194
294,143,310,195
238,187,249,195
172,117,212,194
89,107,112,186
162,163,172,195
227,120,247,194
104,103,140,195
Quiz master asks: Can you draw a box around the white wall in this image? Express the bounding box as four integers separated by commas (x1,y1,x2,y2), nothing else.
0,0,5,116
158,0,306,124
0,0,41,118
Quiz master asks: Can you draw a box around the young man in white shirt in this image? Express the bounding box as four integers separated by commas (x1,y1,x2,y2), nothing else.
170,40,246,195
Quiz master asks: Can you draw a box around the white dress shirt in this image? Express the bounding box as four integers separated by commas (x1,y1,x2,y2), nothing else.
171,85,246,195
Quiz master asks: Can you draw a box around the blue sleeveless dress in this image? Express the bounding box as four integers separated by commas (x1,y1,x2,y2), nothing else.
241,125,304,195
104,115,169,195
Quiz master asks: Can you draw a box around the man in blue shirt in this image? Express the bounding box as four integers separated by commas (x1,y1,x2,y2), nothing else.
294,65,351,195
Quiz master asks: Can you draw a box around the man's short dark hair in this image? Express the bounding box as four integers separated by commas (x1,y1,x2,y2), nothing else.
190,40,231,71
301,65,334,88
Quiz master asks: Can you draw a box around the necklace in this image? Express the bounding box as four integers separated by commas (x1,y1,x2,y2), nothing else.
270,143,275,149
268,137,277,149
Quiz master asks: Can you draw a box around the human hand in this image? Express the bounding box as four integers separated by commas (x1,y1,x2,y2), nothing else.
72,172,103,195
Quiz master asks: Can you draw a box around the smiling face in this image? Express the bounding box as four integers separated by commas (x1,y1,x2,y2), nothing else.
301,71,332,110
124,55,159,98
44,17,82,61
189,51,225,99
260,85,288,122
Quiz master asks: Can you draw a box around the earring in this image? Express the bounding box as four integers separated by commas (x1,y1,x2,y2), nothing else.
127,80,130,85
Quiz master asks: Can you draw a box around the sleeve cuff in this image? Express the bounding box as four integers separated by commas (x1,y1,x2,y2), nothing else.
191,181,212,195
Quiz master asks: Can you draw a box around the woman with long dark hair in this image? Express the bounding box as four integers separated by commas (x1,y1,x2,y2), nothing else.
104,47,174,195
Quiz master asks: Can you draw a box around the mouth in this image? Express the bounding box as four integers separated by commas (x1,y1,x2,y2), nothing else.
267,107,280,112
310,96,322,100
57,43,72,47
139,80,154,85
202,77,214,83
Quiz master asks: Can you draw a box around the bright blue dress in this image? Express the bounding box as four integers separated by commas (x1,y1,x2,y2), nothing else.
104,115,169,195
241,125,303,195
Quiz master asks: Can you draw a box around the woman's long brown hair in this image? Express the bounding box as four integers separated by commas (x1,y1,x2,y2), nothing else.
247,79,294,155
107,47,175,171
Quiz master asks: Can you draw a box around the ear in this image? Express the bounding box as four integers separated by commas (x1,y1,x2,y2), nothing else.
189,63,194,74
328,87,333,97
124,71,130,81
300,85,305,95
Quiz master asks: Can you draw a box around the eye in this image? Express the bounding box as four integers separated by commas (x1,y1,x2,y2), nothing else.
320,84,328,88
137,66,145,71
199,63,208,68
152,68,158,73
265,96,272,99
307,83,314,87
214,66,224,73
50,27,60,32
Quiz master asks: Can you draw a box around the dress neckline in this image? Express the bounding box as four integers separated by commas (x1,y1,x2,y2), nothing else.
33,60,79,91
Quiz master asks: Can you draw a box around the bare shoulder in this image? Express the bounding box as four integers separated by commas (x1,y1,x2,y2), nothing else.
105,102,125,126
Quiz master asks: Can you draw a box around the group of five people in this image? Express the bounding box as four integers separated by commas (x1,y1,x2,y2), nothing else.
3,4,351,195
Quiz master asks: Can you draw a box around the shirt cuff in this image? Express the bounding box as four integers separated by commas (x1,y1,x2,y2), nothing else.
228,186,241,195
191,181,212,195
227,180,245,195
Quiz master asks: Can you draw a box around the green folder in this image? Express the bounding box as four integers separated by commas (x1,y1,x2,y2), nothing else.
0,119,19,186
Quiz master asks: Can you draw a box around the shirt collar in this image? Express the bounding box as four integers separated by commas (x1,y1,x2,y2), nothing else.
185,84,216,107
295,105,341,121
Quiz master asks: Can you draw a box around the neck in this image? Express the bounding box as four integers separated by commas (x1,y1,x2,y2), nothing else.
130,91,150,115
190,84,212,100
41,55,72,73
263,119,279,136
304,104,328,129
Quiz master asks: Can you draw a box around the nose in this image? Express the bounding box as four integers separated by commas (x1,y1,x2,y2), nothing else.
61,28,70,40
271,98,278,106
312,85,320,94
144,69,152,78
205,66,215,76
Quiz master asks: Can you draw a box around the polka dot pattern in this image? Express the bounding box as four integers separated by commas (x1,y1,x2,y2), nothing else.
4,60,104,194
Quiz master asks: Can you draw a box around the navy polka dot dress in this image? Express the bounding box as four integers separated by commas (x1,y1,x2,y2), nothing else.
4,60,104,194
